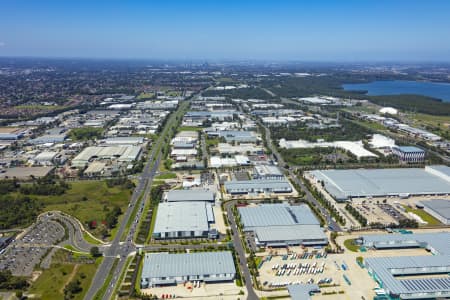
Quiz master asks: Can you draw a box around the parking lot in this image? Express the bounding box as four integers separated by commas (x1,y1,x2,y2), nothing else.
0,220,65,276
351,200,408,225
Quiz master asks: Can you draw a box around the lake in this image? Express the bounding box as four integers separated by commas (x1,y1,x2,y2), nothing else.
342,80,450,102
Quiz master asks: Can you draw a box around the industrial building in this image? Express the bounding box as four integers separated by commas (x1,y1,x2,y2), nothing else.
392,146,425,163
365,255,450,299
224,179,293,195
71,145,141,168
238,204,327,247
217,143,264,155
152,202,216,239
361,232,450,299
287,284,320,300
253,165,284,180
308,165,450,201
141,251,236,288
29,128,67,145
360,232,450,255
210,155,251,168
165,189,215,202
102,136,144,146
206,130,258,143
0,127,27,140
418,200,450,225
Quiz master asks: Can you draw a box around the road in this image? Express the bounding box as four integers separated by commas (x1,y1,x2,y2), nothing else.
224,200,258,300
86,100,190,300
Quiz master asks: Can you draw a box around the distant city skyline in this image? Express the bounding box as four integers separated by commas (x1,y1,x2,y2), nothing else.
1,0,450,61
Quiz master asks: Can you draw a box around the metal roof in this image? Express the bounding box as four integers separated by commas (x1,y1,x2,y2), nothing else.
361,232,450,255
365,255,450,296
394,146,425,153
309,166,450,200
166,189,214,202
420,199,450,220
254,165,283,177
153,202,210,234
255,225,327,243
142,251,236,279
224,179,292,192
287,284,320,300
238,204,319,228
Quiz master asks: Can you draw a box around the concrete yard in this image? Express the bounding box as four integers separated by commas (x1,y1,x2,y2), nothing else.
255,243,434,300
141,282,245,299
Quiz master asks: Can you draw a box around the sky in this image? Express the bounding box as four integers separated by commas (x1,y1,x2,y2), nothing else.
1,0,450,61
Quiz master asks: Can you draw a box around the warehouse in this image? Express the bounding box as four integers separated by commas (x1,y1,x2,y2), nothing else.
308,165,450,201
152,202,216,239
165,189,215,202
141,251,236,288
217,143,264,155
33,151,59,165
365,255,450,299
392,146,425,163
103,137,144,146
418,199,450,225
253,165,284,180
287,284,320,300
238,204,327,247
72,145,141,167
210,155,251,168
224,179,293,195
360,232,450,255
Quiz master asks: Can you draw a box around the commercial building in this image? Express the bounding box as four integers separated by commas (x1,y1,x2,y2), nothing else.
165,189,215,203
418,199,450,225
141,251,236,288
224,179,293,195
392,146,425,163
152,202,216,239
308,165,450,201
238,204,327,247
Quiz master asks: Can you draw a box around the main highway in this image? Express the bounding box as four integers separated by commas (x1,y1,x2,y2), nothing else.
85,101,188,300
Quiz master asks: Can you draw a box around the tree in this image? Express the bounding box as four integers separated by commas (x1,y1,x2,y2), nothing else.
90,246,101,257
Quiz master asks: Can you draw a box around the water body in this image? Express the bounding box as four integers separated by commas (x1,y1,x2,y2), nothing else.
342,80,450,102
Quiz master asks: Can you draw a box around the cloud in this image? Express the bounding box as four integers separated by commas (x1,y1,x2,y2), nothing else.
0,42,5,47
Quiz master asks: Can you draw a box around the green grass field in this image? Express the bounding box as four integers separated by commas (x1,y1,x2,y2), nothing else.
403,206,441,226
29,257,100,300
343,239,359,252
36,181,131,238
154,172,177,180
137,92,155,99
178,126,203,132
